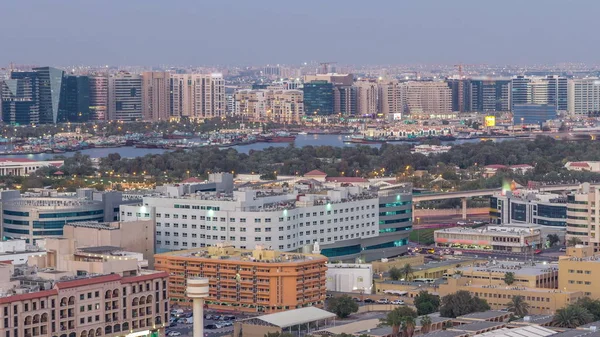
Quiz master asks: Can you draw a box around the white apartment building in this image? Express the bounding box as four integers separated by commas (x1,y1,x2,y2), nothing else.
170,73,225,119
566,183,600,250
568,78,600,116
121,184,413,261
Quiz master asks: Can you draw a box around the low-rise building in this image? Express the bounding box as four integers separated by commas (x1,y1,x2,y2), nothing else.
0,232,169,337
0,158,63,176
154,244,327,313
559,245,600,298
325,263,373,293
434,225,542,253
0,239,44,264
565,161,600,172
490,190,567,228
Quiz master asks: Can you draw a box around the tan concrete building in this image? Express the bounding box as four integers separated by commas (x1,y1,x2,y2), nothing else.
434,225,542,253
438,276,581,315
142,72,171,121
355,79,378,116
62,220,156,268
234,89,303,123
378,79,404,118
402,81,452,116
0,233,169,337
565,183,600,250
89,75,108,121
170,74,225,119
559,245,600,298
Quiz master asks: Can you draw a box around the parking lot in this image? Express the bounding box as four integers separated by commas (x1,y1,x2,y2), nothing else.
166,309,248,337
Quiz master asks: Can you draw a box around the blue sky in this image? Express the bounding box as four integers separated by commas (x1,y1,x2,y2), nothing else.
0,0,595,66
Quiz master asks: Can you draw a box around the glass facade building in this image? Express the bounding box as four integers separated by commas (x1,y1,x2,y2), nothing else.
468,79,511,112
513,104,557,126
59,75,91,122
303,80,334,116
1,72,40,125
33,67,65,124
490,192,567,227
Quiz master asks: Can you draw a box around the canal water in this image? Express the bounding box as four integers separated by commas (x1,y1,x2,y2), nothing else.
0,134,501,160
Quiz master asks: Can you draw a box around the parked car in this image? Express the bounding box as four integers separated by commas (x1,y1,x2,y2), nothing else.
169,322,177,327
352,297,361,302
377,298,389,304
222,315,236,321
218,321,233,327
167,332,181,337
559,247,567,252
204,314,213,320
205,324,219,330
364,298,376,303
391,300,405,305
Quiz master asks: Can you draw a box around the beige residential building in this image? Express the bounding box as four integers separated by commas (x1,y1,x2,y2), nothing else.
378,80,404,118
354,79,378,116
271,90,304,123
142,72,171,121
170,74,225,119
0,232,169,337
62,220,156,268
559,245,600,298
402,81,452,116
565,183,600,250
234,89,303,122
568,78,600,116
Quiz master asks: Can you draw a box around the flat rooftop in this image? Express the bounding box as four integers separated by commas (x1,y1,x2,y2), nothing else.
436,226,540,236
456,261,558,276
451,321,506,332
458,310,510,320
156,245,326,263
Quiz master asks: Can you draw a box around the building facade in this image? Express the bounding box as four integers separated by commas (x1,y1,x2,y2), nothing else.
33,67,65,124
121,184,412,261
1,71,41,125
354,79,378,116
169,74,225,119
565,184,600,250
89,75,109,121
59,75,91,123
379,80,404,119
490,191,567,228
0,158,63,177
303,81,334,116
568,78,600,116
108,73,143,121
513,104,557,126
434,225,542,252
468,79,511,113
154,245,327,313
402,81,452,117
142,72,171,121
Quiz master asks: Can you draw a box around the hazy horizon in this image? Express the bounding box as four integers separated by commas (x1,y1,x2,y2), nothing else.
1,0,598,66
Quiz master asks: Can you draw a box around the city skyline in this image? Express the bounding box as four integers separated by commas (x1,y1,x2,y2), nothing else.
2,0,600,66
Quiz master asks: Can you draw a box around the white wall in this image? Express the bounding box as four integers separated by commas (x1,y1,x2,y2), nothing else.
326,263,373,293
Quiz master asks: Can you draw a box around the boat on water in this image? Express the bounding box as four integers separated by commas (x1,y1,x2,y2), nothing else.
297,132,308,135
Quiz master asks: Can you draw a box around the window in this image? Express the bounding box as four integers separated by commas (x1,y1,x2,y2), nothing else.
240,218,246,223
265,227,271,232
230,227,235,232
265,218,271,223
255,228,261,232
254,218,261,223
230,218,236,222
191,215,197,220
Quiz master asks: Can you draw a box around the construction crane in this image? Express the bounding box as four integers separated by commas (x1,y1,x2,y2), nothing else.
319,62,337,74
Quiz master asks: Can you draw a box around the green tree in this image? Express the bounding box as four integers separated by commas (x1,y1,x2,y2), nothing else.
503,272,515,285
402,316,416,337
380,307,417,337
507,295,529,317
400,263,414,281
389,267,402,281
552,305,594,328
547,234,560,247
414,291,440,316
326,295,359,319
440,291,490,318
419,315,433,334
568,237,582,247
576,298,600,321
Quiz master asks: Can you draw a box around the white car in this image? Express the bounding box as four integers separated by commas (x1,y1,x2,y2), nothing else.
391,300,405,305
377,298,389,304
167,332,181,337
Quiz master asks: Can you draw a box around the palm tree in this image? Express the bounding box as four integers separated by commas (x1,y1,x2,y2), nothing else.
400,263,414,281
402,316,416,337
507,295,529,317
553,305,594,328
567,237,582,247
504,272,515,285
419,315,433,334
380,308,404,337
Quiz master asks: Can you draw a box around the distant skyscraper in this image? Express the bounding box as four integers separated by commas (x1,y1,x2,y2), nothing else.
303,80,334,116
58,75,90,123
468,79,511,112
33,67,65,124
108,72,143,121
1,72,40,125
304,74,354,115
511,76,530,109
169,74,225,119
546,75,568,111
142,71,171,121
89,74,108,121
354,79,378,116
446,79,469,112
568,78,600,116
